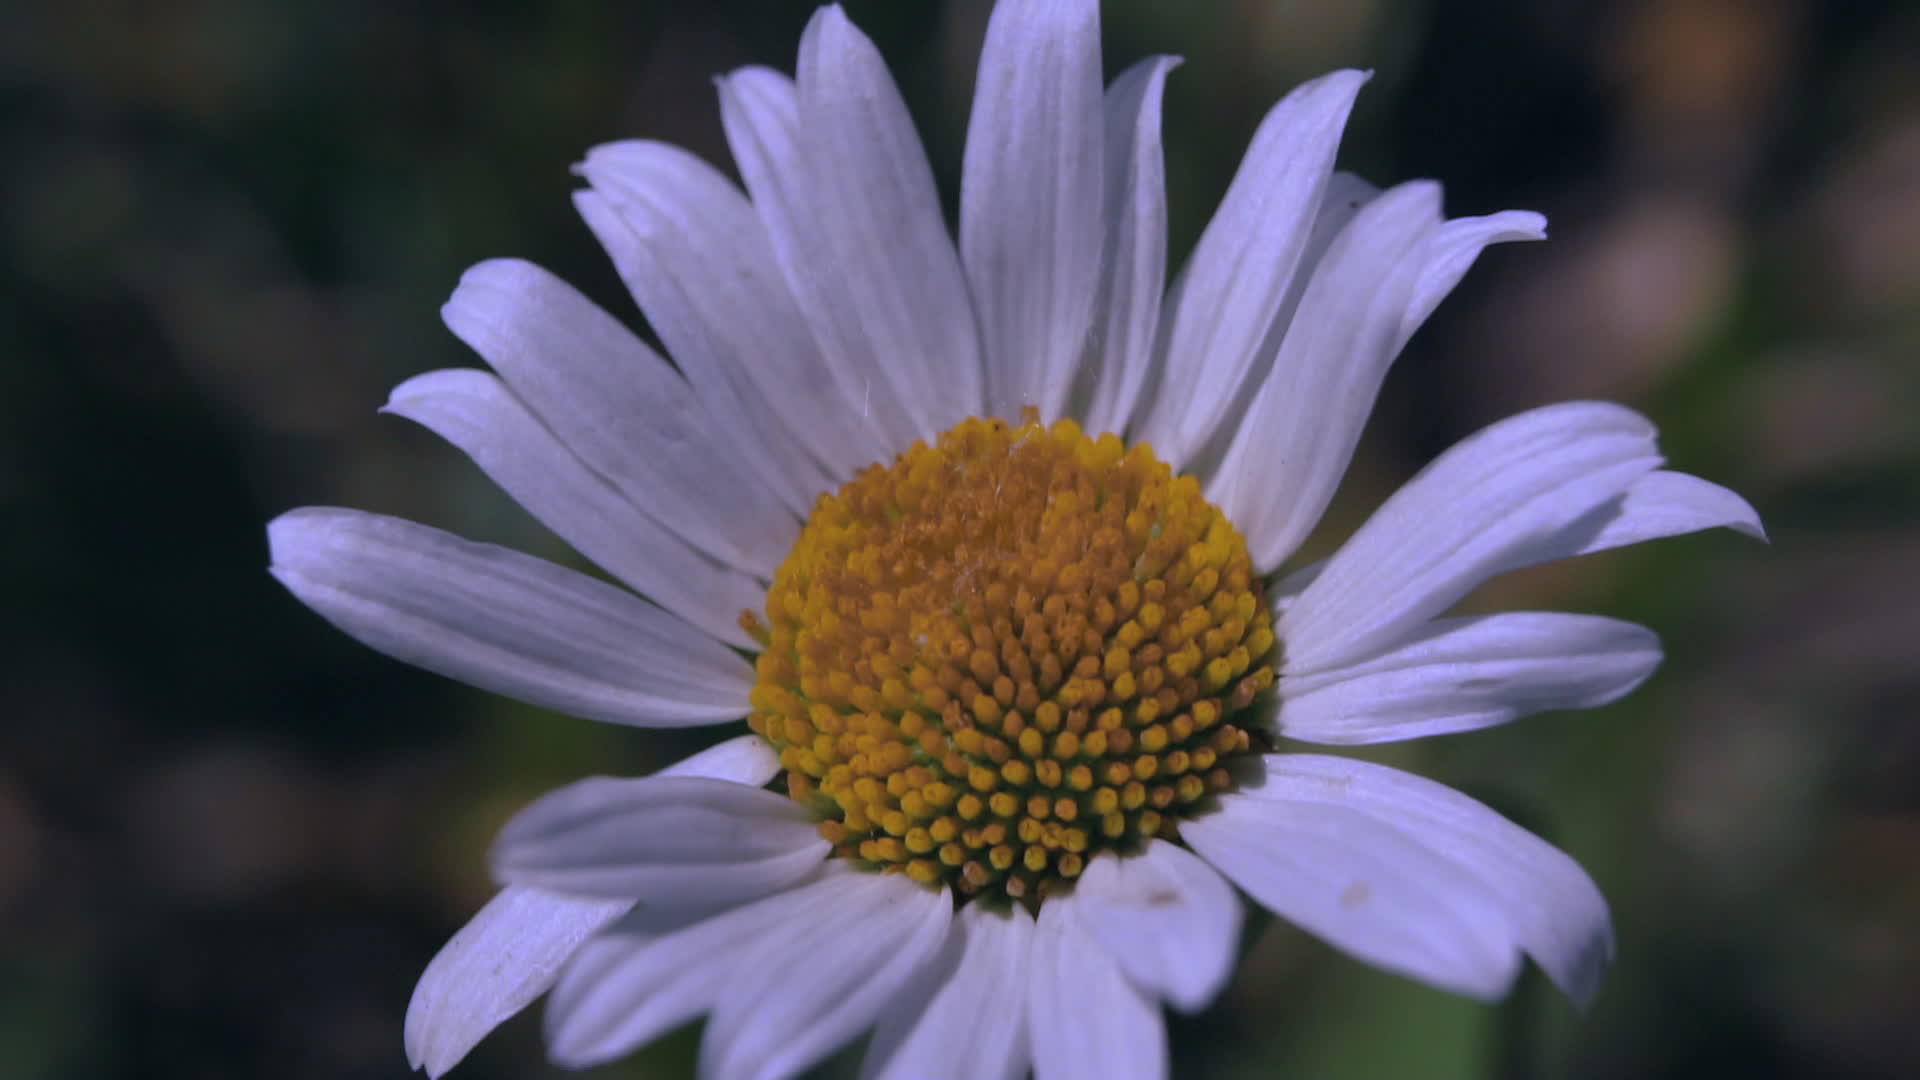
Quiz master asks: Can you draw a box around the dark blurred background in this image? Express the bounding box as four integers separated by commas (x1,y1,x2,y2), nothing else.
4,0,1918,1077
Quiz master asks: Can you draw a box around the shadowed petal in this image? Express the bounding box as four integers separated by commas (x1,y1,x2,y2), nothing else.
490,776,827,904
701,871,954,1080
862,902,1033,1080
405,736,778,1077
1073,840,1242,1013
1028,892,1168,1080
571,144,848,508
545,870,844,1068
383,369,765,649
1542,469,1767,560
406,887,630,1078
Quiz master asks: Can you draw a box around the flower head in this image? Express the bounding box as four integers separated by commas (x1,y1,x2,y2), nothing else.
268,1,1764,1077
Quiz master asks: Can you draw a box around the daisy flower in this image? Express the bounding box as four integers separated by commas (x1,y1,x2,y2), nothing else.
267,1,1764,1077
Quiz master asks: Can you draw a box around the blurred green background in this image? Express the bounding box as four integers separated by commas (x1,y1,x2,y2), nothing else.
4,0,1917,1077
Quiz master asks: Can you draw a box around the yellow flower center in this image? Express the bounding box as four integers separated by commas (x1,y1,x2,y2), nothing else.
744,412,1276,903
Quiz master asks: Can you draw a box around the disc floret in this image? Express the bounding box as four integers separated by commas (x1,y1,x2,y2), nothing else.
745,412,1276,902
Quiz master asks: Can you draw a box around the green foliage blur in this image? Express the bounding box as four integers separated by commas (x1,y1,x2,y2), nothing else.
4,0,1918,1077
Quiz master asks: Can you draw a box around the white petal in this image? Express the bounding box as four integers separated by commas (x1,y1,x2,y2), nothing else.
725,11,983,447
1548,469,1768,559
1279,613,1662,743
1182,783,1521,1000
658,733,783,785
267,508,752,726
1029,892,1168,1080
573,142,880,492
1276,170,1383,323
1073,840,1243,1013
863,902,1033,1080
715,64,801,184
1079,55,1177,438
1172,169,1377,484
702,872,954,1080
1395,209,1547,355
383,368,766,650
405,886,630,1078
1203,201,1541,560
545,869,835,1067
715,65,802,189
442,258,796,577
1207,181,1441,571
1226,754,1613,1005
490,776,827,903
714,68,918,450
1282,402,1664,673
961,0,1104,420
793,8,984,435
1134,69,1370,467
714,63,921,456
415,738,777,1078
573,187,825,519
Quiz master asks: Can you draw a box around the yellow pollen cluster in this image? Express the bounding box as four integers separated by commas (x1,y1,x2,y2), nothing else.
744,413,1276,903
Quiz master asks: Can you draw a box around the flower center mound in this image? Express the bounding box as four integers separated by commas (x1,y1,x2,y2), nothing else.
745,412,1277,903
